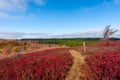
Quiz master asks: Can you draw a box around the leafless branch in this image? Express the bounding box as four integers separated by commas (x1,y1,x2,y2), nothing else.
103,25,118,40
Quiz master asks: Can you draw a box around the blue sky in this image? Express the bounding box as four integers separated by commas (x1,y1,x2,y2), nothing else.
0,0,120,38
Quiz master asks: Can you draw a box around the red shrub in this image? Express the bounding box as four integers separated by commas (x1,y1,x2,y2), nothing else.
0,48,73,80
86,50,120,80
90,41,120,47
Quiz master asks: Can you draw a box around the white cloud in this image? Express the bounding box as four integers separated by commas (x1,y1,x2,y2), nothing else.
1,29,119,39
0,0,45,19
52,29,120,38
53,30,104,38
0,0,26,12
0,32,25,39
0,0,45,12
0,31,49,39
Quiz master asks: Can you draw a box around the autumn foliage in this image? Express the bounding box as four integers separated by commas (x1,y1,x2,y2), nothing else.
84,50,120,80
94,41,120,47
0,48,73,80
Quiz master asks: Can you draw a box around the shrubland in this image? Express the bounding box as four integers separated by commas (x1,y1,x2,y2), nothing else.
0,48,73,80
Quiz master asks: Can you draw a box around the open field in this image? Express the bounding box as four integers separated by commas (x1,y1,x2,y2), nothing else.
0,39,120,80
23,38,120,47
23,38,100,47
0,48,73,80
1,0,120,79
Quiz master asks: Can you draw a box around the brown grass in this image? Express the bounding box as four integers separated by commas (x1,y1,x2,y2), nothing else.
0,45,67,60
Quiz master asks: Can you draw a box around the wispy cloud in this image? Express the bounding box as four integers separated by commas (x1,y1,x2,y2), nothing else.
0,0,45,19
0,12,35,20
52,30,120,38
53,30,104,38
0,12,23,19
0,0,26,12
0,12,9,18
82,0,120,12
103,0,120,6
114,0,120,4
0,31,49,39
0,0,45,12
34,0,45,5
0,32,25,39
82,6,98,12
103,0,111,6
0,30,119,39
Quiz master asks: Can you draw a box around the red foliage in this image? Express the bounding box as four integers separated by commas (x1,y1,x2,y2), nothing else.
86,50,120,80
0,48,73,80
90,41,120,47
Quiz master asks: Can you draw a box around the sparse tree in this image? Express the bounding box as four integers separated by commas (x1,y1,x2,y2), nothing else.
103,25,118,40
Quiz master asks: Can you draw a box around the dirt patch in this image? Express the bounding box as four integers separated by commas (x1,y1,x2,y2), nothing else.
65,50,86,80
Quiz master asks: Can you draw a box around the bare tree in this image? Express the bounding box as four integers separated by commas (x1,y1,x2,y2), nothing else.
103,25,118,40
